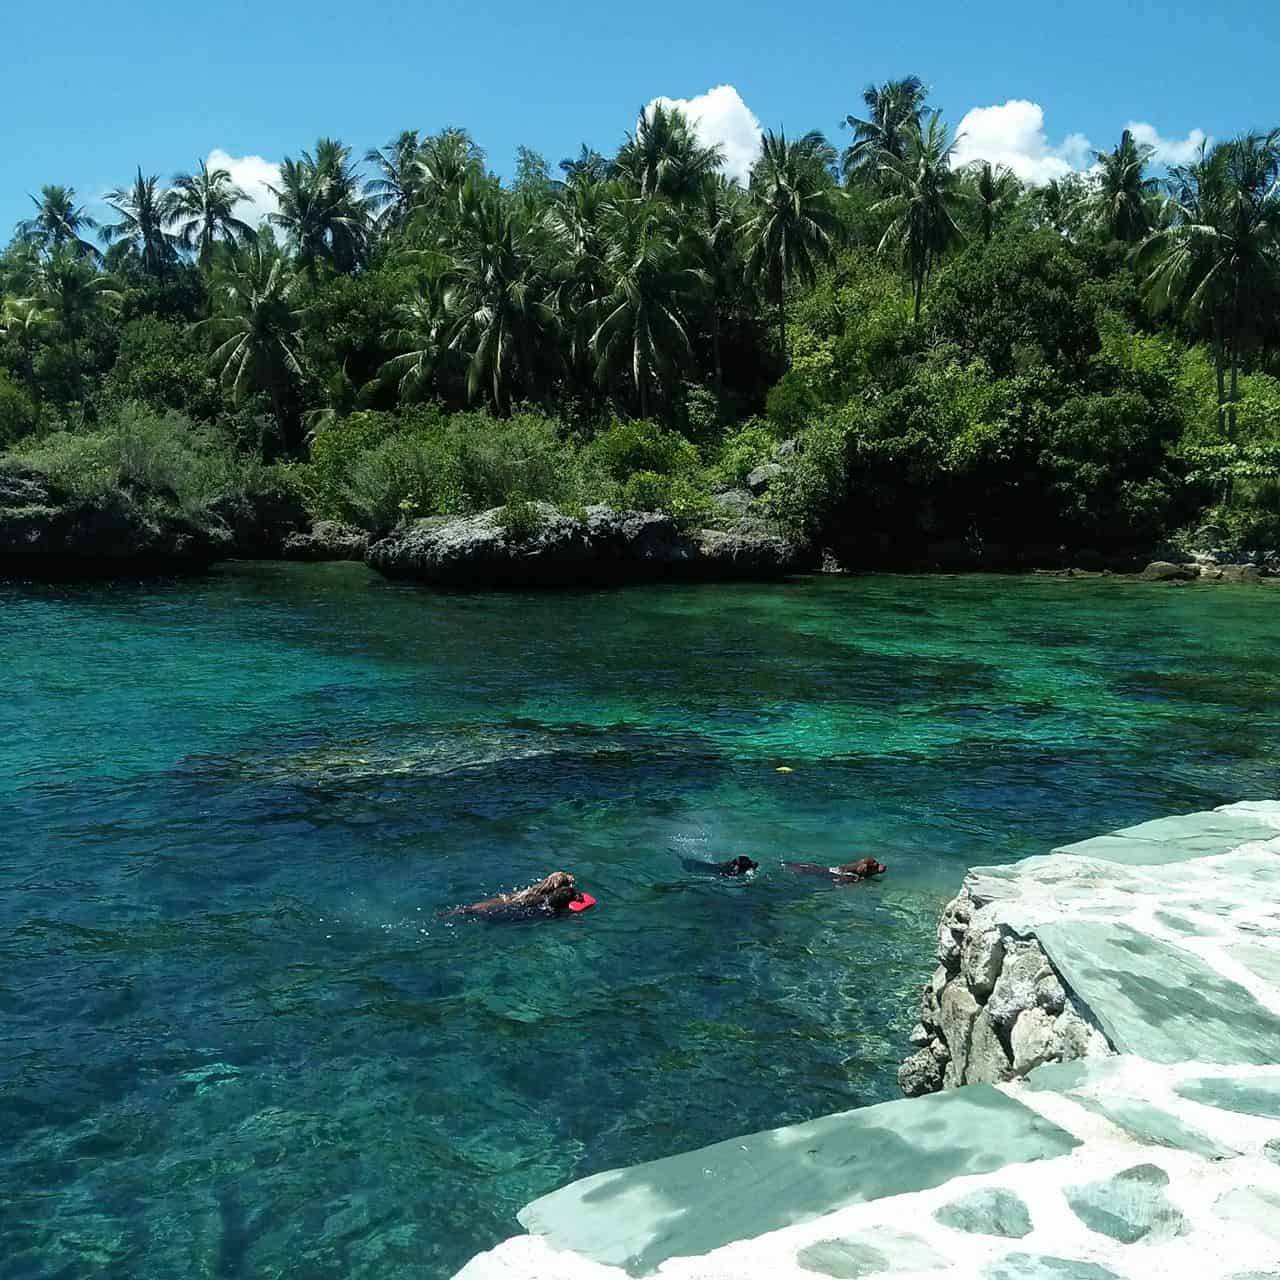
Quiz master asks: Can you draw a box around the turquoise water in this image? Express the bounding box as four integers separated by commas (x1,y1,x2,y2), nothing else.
3,565,1278,1279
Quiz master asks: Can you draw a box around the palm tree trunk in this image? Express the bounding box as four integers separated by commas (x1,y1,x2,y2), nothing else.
778,279,787,366
1214,326,1226,438
913,270,923,324
1227,276,1242,441
639,367,649,419
712,308,723,398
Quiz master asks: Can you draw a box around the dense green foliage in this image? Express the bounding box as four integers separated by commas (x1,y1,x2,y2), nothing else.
3,83,1280,556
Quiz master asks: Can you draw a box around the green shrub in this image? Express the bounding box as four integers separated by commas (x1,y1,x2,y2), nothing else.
496,495,545,540
764,370,819,434
766,416,850,536
4,401,249,519
588,419,699,481
618,469,711,525
445,412,583,509
0,371,38,448
338,432,465,531
712,418,781,489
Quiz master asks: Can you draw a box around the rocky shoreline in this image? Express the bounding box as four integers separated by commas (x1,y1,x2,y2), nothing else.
3,461,1276,588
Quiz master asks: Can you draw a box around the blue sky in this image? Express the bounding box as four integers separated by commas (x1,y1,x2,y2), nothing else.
3,0,1276,237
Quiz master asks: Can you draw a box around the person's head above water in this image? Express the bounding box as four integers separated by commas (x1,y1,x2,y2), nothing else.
841,857,886,878
721,855,759,876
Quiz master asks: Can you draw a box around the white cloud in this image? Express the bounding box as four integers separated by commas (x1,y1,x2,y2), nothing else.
951,100,1093,185
1125,122,1209,167
645,84,763,184
207,148,281,227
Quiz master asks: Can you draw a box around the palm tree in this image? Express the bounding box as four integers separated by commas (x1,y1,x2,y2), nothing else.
99,168,181,277
1138,131,1280,438
964,161,1021,241
199,241,307,454
19,185,100,260
364,130,423,232
559,145,610,184
841,76,929,182
873,112,965,321
34,249,121,396
1091,129,1160,243
0,296,55,394
587,200,706,417
742,130,844,360
681,174,746,394
410,128,487,232
169,160,256,268
372,276,449,403
614,102,723,204
444,182,558,414
268,139,368,277
546,175,616,381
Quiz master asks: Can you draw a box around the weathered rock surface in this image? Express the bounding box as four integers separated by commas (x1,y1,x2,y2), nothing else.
902,886,1109,1095
1140,560,1198,581
367,502,810,588
744,462,784,494
0,464,229,579
281,520,369,562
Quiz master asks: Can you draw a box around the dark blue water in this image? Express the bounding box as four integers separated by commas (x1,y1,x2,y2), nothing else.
3,565,1278,1278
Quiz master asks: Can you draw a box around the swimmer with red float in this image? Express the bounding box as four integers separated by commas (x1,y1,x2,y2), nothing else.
441,870,596,920
782,856,886,883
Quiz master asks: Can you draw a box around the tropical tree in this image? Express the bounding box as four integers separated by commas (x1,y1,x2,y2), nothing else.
372,275,449,403
681,174,746,394
99,168,181,277
33,249,122,395
873,112,965,321
1138,130,1280,437
444,182,558,414
1091,129,1160,243
587,199,707,417
19,185,100,260
841,76,929,182
169,160,256,267
963,161,1022,241
614,103,723,204
559,145,610,184
364,130,423,232
269,139,367,277
546,175,616,379
0,295,55,393
199,241,307,452
410,128,488,232
742,130,844,359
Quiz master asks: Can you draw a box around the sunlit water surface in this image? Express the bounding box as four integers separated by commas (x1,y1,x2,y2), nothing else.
4,565,1278,1278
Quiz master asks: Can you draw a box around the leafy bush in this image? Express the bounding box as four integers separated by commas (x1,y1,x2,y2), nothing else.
712,418,779,488
588,419,699,481
338,432,465,530
445,412,584,509
0,371,37,447
4,401,252,518
766,414,850,536
617,469,711,525
496,495,545,540
102,316,221,420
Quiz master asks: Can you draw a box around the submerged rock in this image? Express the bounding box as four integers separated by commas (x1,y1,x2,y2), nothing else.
1140,560,1198,581
367,502,809,589
0,464,229,579
1063,1163,1187,1244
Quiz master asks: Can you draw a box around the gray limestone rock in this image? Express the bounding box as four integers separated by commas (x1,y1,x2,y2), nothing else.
921,966,948,1030
966,1010,1013,1084
898,1046,945,1097
1049,1004,1109,1062
962,923,1006,1001
745,462,784,494
281,520,369,562
796,1228,946,1277
1140,560,1198,581
1220,563,1262,584
985,1256,1121,1280
940,982,980,1088
1266,1138,1280,1166
710,488,754,519
909,1023,931,1047
935,1187,1033,1238
987,940,1048,1026
771,437,799,462
1011,1006,1057,1075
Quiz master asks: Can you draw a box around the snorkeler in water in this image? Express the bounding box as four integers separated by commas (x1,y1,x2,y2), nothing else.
783,856,886,883
680,855,759,877
442,870,594,920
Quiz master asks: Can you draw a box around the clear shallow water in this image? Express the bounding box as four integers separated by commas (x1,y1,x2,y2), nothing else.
3,565,1278,1279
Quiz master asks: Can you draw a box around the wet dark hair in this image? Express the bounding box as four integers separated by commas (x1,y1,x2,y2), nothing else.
732,856,759,874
